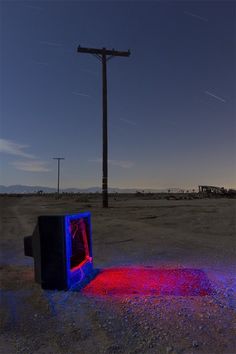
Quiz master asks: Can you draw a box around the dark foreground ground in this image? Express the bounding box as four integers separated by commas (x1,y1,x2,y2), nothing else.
0,195,236,354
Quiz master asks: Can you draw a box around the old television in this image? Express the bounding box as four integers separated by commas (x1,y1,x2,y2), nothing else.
24,212,93,290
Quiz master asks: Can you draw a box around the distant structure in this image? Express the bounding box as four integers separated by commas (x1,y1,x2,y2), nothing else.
198,185,226,195
198,185,236,198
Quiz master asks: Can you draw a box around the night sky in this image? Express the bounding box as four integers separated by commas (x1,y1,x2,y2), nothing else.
1,1,235,190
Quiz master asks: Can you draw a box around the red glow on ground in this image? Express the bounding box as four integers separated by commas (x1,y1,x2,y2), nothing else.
82,267,212,297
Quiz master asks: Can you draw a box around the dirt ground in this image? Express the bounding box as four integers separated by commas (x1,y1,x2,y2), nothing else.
0,195,236,354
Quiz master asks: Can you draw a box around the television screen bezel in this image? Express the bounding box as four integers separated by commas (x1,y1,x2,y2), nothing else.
64,212,93,288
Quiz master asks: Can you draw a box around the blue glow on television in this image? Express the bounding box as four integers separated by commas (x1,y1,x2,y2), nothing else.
64,212,93,289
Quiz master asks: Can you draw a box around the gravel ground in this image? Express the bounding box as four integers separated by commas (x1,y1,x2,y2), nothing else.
0,195,236,354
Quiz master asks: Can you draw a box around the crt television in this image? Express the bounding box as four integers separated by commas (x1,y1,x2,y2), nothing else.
24,212,93,290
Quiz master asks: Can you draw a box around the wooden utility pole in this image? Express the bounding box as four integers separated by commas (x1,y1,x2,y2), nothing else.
53,157,65,198
77,46,130,208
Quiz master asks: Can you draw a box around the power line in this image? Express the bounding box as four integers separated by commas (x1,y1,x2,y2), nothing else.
53,157,65,198
77,46,131,208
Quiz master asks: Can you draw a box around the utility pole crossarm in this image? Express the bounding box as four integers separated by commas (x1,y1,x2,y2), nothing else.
77,46,130,57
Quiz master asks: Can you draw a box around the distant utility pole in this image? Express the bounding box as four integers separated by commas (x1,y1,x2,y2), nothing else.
77,46,131,208
53,157,65,198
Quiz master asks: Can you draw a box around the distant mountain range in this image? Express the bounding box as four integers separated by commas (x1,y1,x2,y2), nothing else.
0,185,183,194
